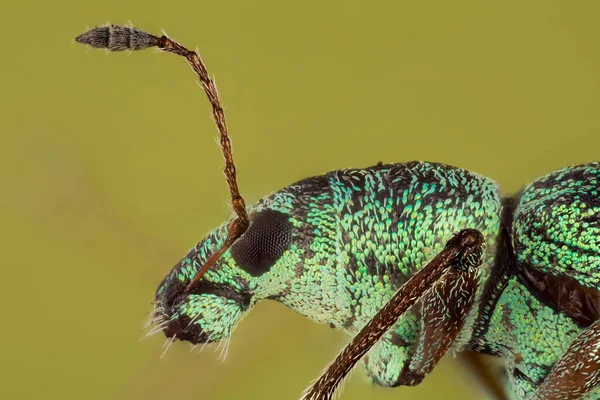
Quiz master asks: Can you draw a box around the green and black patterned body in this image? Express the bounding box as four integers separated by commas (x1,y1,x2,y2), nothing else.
73,23,600,399
471,163,600,399
155,161,600,399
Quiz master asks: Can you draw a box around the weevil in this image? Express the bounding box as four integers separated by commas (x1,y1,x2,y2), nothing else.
76,24,600,400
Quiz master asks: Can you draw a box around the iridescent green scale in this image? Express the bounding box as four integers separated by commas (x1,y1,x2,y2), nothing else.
155,161,600,399
482,277,588,399
514,163,600,287
158,161,503,386
474,163,600,399
74,24,600,399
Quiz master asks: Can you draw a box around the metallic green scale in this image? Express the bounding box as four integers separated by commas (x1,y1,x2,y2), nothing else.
472,163,600,399
482,277,596,399
515,163,600,288
157,161,600,398
72,23,600,399
158,161,502,386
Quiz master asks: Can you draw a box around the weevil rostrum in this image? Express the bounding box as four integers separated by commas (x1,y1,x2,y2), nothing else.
76,24,600,400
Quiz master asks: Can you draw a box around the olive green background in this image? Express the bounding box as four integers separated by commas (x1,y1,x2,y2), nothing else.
3,1,600,399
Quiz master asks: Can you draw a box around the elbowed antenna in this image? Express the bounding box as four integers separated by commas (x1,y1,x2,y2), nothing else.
75,24,250,291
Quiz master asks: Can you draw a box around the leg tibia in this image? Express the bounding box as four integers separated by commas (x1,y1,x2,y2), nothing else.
404,266,480,384
537,320,600,399
362,309,420,386
364,261,480,387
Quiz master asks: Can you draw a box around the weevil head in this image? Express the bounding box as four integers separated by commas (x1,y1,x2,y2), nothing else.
152,202,306,345
148,170,400,346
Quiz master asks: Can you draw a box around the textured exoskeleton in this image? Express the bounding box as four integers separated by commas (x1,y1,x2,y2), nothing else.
73,23,600,400
156,161,600,399
469,163,600,399
158,162,500,384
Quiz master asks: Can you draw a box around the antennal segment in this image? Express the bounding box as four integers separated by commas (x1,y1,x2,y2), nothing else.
75,24,250,290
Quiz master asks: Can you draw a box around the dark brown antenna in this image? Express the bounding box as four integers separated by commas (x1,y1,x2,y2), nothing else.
75,24,250,291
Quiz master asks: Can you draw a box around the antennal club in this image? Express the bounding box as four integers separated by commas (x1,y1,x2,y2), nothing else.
75,24,250,292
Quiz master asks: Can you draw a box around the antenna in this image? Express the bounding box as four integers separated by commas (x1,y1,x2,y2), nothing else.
75,24,250,292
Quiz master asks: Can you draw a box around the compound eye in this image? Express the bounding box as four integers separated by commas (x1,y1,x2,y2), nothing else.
230,209,293,277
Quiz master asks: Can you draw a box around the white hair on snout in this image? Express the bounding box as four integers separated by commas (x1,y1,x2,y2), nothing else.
141,296,246,361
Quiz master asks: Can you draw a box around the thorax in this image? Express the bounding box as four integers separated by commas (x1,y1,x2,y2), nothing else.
276,162,502,337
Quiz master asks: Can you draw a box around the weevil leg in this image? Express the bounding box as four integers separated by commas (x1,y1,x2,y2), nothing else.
364,264,481,388
397,264,481,385
536,320,600,399
361,308,420,387
301,228,485,400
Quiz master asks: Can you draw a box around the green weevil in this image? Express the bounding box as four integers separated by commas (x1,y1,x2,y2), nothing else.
76,24,600,400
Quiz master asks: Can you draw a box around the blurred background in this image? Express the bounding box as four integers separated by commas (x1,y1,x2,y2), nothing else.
2,1,600,399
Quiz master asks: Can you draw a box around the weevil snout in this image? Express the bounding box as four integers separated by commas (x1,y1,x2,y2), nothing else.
158,287,250,344
162,311,217,344
154,253,252,345
150,208,296,347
